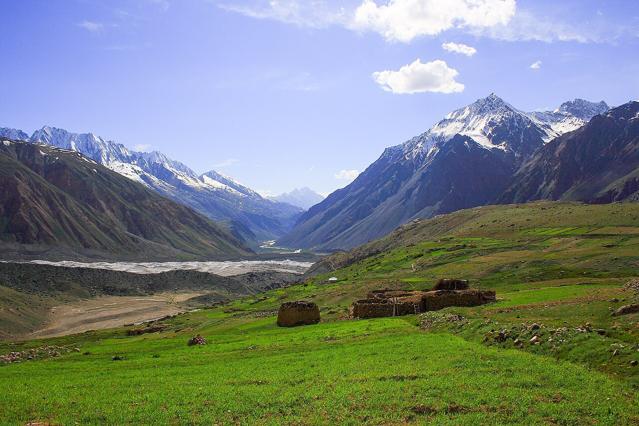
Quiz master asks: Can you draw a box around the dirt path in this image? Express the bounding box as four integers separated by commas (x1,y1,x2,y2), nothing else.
29,292,204,339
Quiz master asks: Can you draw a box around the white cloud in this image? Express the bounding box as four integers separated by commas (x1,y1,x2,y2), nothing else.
530,60,542,70
77,21,104,33
442,42,477,56
373,59,464,94
219,1,618,44
212,158,239,168
133,144,152,152
352,0,516,43
218,0,348,29
334,169,360,181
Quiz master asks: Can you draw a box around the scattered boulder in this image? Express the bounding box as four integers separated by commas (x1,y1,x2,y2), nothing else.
612,304,639,316
188,335,207,346
420,312,466,330
1,345,71,364
624,278,639,294
277,301,320,327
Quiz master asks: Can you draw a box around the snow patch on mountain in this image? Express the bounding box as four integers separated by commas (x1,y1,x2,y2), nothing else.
201,174,243,195
108,162,147,184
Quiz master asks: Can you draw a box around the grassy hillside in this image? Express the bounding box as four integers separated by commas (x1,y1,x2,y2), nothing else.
1,315,637,425
1,202,638,424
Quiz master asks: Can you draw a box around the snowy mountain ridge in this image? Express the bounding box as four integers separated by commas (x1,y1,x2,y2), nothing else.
27,126,248,197
0,125,302,245
394,94,609,163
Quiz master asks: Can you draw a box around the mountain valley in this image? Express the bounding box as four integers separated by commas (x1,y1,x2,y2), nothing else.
279,95,616,251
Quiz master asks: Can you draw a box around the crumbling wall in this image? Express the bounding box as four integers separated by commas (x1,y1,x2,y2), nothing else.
350,299,395,318
432,279,469,291
422,289,495,311
367,289,417,299
351,286,496,319
277,301,320,327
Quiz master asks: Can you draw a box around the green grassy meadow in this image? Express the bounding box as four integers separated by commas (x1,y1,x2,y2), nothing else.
1,202,639,424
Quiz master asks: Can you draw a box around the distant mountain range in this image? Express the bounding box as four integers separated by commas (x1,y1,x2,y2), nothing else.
0,139,251,260
279,95,615,251
0,126,302,246
3,95,635,256
270,187,325,210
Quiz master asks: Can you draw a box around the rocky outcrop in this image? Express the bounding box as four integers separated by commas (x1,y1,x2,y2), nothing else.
188,335,207,346
612,304,639,317
277,301,320,327
350,285,495,319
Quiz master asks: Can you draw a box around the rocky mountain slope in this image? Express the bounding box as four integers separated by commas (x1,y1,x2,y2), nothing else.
0,139,251,260
279,95,609,251
502,101,639,203
0,126,302,246
270,187,325,210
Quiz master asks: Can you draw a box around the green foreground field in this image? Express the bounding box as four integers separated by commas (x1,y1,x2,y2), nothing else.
1,202,639,425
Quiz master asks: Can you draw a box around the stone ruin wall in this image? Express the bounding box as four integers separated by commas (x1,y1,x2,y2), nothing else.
351,287,496,319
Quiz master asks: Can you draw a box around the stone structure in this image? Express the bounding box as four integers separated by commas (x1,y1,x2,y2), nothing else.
350,282,495,319
277,301,321,327
432,279,469,291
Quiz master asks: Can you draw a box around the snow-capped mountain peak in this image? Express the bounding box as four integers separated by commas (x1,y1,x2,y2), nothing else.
0,127,29,141
530,99,609,140
31,126,133,164
396,94,610,163
557,99,609,121
398,94,544,161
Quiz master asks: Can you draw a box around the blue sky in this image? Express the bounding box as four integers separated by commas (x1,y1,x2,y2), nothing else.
1,0,638,196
